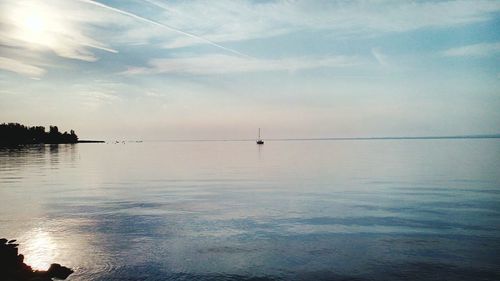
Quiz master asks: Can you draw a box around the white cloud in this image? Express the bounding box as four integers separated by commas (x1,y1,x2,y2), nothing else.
71,82,121,108
371,48,389,66
135,0,500,49
0,56,46,77
1,0,499,78
79,0,248,57
123,54,362,75
145,91,165,98
443,42,500,57
0,0,120,62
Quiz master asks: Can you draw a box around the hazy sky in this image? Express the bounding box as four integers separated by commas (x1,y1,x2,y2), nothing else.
0,0,499,139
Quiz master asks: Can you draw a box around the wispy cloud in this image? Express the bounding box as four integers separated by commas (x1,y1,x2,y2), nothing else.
1,0,499,79
123,54,362,75
443,42,500,57
0,0,118,64
71,82,121,108
0,56,46,77
137,0,500,49
371,48,389,67
79,0,249,57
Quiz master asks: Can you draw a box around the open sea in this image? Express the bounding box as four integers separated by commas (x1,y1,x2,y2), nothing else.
1,139,499,281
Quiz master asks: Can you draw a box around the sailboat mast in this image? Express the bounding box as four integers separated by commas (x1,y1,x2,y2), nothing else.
256,128,264,144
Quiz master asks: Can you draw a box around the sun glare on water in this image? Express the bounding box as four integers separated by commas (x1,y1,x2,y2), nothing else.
21,229,58,271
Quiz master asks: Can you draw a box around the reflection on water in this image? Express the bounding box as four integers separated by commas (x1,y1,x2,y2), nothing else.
20,228,57,271
1,140,500,280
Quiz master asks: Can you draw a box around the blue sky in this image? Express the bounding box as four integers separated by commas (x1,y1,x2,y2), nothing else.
0,0,499,139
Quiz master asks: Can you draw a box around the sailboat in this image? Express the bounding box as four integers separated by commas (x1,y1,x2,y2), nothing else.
256,128,264,144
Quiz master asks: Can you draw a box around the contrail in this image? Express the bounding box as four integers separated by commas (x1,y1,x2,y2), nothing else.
141,0,179,16
78,0,250,58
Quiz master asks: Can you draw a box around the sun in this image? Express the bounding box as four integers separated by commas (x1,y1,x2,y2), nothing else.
10,3,59,48
20,12,48,46
24,13,46,34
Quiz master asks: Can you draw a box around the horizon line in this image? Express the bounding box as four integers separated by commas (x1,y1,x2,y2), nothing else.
137,133,500,142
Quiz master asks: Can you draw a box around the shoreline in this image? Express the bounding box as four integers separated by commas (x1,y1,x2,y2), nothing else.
77,140,105,143
0,140,105,146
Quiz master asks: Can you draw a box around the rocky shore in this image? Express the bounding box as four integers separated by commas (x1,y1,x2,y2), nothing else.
0,238,73,281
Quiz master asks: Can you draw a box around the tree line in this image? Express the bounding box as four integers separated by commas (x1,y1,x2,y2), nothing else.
0,123,78,145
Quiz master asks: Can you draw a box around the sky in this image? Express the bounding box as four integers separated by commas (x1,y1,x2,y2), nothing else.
0,0,499,140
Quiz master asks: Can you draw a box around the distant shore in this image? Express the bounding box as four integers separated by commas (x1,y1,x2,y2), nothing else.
77,140,105,143
1,123,79,145
0,123,105,145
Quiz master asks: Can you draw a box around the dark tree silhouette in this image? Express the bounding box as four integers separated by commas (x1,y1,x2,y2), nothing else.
0,123,78,145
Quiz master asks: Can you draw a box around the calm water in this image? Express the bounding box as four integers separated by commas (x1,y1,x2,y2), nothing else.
1,140,500,281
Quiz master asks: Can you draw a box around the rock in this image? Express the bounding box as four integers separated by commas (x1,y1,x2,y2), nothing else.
47,263,74,279
0,237,73,281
